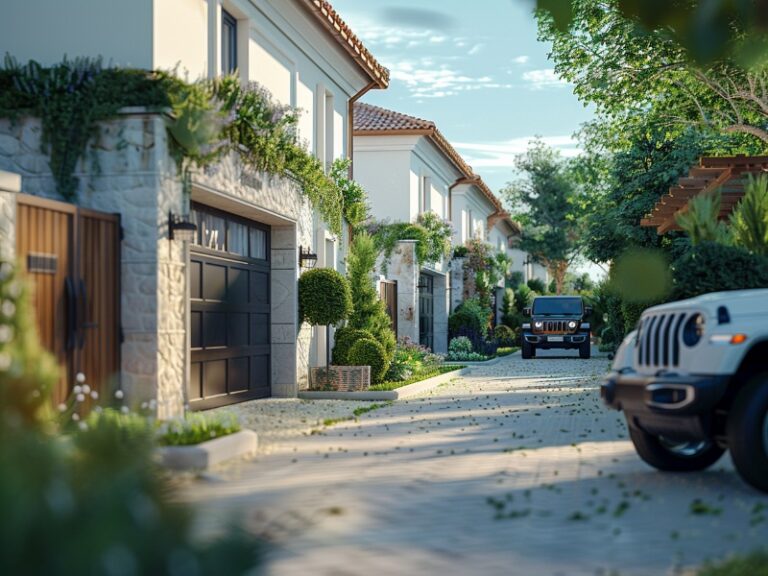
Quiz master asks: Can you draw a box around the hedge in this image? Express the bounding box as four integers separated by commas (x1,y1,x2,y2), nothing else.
332,327,374,366
348,338,390,384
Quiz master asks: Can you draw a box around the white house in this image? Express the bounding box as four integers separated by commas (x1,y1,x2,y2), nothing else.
0,0,388,415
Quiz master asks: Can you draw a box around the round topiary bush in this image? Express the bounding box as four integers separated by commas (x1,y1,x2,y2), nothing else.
332,327,374,366
448,336,473,356
493,325,515,346
298,268,352,326
348,338,390,384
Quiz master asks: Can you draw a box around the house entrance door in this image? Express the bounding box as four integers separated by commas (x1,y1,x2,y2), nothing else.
418,274,434,351
16,194,121,406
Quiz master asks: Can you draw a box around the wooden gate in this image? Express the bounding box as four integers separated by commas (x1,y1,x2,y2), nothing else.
16,195,121,405
380,279,397,334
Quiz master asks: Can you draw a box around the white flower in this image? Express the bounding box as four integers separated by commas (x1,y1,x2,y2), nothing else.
115,390,124,400
82,384,91,394
76,393,85,402
1,300,15,318
78,422,88,431
76,372,86,384
120,406,129,414
7,282,21,298
0,325,13,343
0,262,11,281
140,401,148,410
73,385,82,395
57,403,67,412
72,413,80,421
93,406,103,414
0,352,10,371
90,391,99,400
148,399,157,410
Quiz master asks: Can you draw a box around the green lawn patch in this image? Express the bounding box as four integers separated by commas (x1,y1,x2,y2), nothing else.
497,347,520,357
368,365,466,391
699,550,768,576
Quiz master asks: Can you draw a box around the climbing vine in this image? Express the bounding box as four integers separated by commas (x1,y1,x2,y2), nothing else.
0,58,344,235
367,212,453,273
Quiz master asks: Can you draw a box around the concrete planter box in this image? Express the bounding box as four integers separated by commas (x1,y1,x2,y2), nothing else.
298,366,468,401
156,429,258,471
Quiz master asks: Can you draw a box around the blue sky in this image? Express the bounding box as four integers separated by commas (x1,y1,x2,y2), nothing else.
333,0,595,194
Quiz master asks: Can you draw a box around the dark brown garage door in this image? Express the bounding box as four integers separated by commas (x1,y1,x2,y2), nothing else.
189,204,271,409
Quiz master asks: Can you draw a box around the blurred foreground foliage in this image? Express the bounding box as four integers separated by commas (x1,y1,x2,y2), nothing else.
0,260,260,575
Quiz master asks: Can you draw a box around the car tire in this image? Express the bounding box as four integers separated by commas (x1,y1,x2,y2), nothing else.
579,340,591,359
727,373,768,493
628,426,725,472
522,341,535,359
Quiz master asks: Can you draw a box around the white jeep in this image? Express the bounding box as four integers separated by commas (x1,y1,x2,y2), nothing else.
601,289,768,492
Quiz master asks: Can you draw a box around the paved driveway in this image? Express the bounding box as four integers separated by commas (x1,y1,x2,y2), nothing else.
182,349,768,576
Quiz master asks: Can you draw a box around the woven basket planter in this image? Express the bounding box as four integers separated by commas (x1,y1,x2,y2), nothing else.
309,365,371,391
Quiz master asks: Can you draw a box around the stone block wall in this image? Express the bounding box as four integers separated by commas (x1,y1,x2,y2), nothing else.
0,113,186,418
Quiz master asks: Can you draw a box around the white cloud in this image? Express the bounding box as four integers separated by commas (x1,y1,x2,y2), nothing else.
454,136,582,168
512,55,530,64
521,68,569,90
386,58,510,98
468,43,485,55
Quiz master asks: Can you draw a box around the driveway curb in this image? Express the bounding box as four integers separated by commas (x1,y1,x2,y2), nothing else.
157,429,258,471
298,367,469,401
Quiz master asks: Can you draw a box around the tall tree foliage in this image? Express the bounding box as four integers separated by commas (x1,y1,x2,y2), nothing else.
501,139,584,294
537,0,768,145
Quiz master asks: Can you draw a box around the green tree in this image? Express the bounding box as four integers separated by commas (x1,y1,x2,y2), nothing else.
675,190,732,246
345,232,396,358
731,174,768,255
502,139,585,294
537,0,768,146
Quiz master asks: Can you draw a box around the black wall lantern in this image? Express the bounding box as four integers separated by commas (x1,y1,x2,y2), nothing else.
168,211,198,242
298,245,318,269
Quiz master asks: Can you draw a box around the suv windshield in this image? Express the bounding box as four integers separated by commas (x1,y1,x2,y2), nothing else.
533,298,582,315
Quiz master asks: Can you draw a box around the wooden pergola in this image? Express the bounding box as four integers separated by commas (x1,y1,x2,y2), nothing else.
640,155,768,234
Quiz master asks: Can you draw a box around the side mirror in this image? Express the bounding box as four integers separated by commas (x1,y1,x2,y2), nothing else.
523,307,532,317
584,306,593,316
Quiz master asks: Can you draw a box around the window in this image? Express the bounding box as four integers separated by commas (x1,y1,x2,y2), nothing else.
221,9,237,74
191,204,269,260
420,176,431,213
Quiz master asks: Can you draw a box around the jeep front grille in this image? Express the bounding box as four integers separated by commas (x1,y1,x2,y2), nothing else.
535,320,576,334
636,312,688,368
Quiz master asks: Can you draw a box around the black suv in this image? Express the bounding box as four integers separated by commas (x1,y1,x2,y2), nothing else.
522,296,591,359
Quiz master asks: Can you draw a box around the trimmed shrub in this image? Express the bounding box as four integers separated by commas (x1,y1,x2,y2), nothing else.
508,271,524,289
299,268,352,326
348,338,390,384
448,336,473,356
672,242,768,300
332,327,374,366
527,278,547,294
346,233,396,358
494,325,515,346
448,297,490,340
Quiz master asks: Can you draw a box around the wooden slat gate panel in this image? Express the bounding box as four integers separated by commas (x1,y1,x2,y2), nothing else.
16,195,121,406
380,279,397,335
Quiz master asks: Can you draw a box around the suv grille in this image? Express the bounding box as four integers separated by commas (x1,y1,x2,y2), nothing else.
636,312,688,368
534,320,577,334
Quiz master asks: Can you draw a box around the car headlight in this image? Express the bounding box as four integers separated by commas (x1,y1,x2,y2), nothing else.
568,321,577,329
683,313,705,346
534,321,543,329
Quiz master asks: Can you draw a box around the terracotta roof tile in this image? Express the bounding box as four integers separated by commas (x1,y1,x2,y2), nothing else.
301,1,389,88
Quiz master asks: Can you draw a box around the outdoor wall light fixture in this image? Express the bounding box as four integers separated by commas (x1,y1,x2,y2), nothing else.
298,245,318,269
168,212,197,242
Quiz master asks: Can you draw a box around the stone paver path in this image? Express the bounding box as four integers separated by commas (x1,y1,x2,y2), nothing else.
181,350,768,576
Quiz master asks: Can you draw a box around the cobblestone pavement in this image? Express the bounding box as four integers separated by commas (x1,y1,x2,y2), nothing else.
181,349,768,576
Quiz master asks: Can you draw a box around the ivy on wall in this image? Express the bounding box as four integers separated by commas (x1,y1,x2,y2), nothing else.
366,212,453,274
0,57,345,235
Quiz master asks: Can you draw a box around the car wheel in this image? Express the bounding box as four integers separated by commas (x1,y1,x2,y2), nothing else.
579,341,591,359
628,425,725,472
727,373,768,493
522,341,535,359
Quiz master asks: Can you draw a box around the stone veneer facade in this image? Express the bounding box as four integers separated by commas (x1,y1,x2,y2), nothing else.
0,111,313,417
